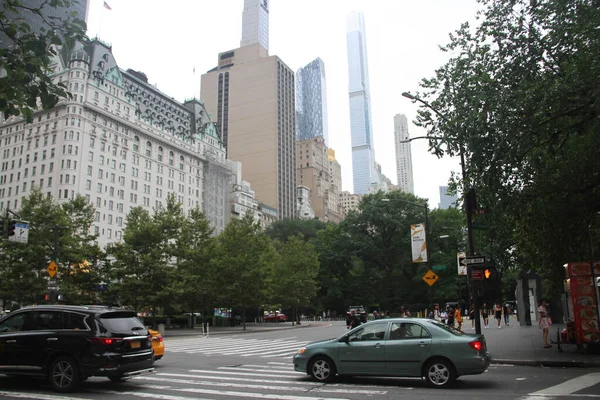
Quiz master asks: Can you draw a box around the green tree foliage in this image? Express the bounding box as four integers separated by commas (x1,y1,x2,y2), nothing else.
268,235,320,322
212,214,275,329
0,0,86,121
0,189,103,307
414,0,600,294
265,218,328,243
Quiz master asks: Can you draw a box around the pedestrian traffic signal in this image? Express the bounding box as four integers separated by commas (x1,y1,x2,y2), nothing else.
7,220,16,236
483,267,497,280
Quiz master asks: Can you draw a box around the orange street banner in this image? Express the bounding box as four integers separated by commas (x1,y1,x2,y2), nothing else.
411,223,428,263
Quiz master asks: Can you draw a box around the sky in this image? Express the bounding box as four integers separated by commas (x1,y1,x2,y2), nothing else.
86,0,482,208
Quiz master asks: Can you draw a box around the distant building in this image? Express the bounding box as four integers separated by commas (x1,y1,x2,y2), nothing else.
340,191,362,215
296,136,343,223
230,161,261,223
240,0,269,52
296,58,329,146
439,185,459,209
394,114,414,194
346,11,381,195
328,148,344,222
296,185,315,220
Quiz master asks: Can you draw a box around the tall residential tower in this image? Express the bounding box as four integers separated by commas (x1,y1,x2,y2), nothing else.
240,0,269,52
296,58,329,146
346,12,380,195
393,114,414,194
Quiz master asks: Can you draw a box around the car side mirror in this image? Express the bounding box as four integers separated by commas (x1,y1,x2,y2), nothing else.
340,335,349,343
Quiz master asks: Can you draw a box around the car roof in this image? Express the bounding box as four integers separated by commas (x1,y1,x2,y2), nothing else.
13,305,134,315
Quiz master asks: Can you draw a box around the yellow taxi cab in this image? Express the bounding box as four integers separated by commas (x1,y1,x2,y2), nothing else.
148,328,165,360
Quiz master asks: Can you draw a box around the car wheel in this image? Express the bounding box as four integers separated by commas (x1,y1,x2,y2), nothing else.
424,358,456,388
309,356,336,383
48,356,80,393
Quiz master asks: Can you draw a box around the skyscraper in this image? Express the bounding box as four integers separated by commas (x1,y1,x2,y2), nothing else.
296,58,329,146
346,11,380,195
439,186,459,209
394,114,415,194
240,0,269,52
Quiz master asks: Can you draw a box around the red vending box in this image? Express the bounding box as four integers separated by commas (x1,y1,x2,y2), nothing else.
566,262,600,343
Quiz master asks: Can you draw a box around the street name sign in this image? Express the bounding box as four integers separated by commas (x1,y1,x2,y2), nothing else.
432,265,447,271
422,270,439,286
8,222,29,244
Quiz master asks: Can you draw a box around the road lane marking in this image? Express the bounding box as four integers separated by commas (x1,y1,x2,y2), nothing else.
0,392,91,400
171,386,353,400
189,369,303,378
217,366,303,375
530,373,600,396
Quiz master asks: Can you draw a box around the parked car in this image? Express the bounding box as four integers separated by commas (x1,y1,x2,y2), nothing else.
293,317,491,387
346,305,368,325
148,328,165,360
264,312,288,322
0,305,154,392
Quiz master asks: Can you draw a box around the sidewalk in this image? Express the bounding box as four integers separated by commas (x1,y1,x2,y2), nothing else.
160,316,600,367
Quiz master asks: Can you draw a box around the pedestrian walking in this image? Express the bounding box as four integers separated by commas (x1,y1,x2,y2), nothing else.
481,303,489,329
455,307,463,331
447,307,455,327
503,303,510,326
538,300,552,348
469,305,475,329
347,310,361,329
440,309,448,324
494,302,503,328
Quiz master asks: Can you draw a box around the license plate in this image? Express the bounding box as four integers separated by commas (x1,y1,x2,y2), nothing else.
130,340,140,349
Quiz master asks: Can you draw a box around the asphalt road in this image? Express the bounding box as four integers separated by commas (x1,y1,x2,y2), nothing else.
0,322,599,400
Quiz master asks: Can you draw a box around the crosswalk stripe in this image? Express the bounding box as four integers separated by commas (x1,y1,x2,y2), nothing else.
155,372,326,386
134,375,387,395
165,337,309,357
189,369,301,378
0,391,92,400
218,366,301,375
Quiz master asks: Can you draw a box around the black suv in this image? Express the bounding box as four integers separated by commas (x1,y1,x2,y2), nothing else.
0,305,154,392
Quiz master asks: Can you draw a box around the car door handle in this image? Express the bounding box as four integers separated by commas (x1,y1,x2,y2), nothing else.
419,341,428,347
46,338,58,342
6,340,16,343
375,343,382,348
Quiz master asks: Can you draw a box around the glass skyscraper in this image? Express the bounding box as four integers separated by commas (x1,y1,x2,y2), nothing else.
346,11,379,195
240,0,269,52
295,58,329,146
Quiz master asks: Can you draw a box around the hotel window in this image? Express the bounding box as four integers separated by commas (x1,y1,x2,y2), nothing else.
133,136,139,152
145,141,152,157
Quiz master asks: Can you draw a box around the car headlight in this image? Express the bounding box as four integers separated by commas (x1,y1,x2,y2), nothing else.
296,347,307,355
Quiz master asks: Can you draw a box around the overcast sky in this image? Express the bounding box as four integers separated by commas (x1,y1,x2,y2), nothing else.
86,0,482,208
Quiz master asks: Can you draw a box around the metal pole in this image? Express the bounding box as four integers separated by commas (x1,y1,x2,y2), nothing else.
425,202,435,308
587,223,600,330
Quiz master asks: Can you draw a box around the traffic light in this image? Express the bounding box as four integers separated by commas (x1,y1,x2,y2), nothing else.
483,266,497,280
7,220,16,236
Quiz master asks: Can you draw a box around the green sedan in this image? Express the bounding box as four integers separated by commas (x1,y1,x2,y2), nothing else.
293,318,491,387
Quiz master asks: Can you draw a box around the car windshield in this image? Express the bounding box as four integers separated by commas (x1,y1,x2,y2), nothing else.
427,319,465,336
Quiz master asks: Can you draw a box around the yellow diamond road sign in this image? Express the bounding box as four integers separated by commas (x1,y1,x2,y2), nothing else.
422,269,439,286
47,261,58,278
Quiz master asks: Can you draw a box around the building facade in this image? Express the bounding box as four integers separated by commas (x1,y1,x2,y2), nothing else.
439,185,459,209
0,39,233,248
296,137,343,223
327,148,344,222
394,114,414,194
346,11,380,195
296,185,315,220
240,0,269,52
295,58,329,146
339,191,362,215
230,160,261,223
200,44,297,220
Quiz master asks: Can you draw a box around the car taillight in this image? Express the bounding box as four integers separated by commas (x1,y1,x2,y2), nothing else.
91,337,122,346
156,336,163,342
469,340,483,351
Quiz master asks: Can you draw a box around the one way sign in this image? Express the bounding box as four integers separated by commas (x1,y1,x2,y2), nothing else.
461,256,486,267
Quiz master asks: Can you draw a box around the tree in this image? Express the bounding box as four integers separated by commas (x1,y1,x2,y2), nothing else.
268,235,319,324
212,213,275,329
0,0,86,121
265,219,328,243
0,189,103,307
414,0,600,294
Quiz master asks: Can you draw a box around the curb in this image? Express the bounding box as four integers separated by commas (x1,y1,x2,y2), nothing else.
493,358,600,368
163,323,316,338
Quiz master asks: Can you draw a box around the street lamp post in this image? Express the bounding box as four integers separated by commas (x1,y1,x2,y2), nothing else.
401,92,481,334
203,287,207,327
